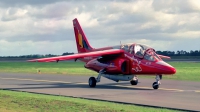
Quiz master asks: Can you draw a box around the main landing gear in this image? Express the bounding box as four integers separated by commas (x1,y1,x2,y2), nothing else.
88,69,104,88
88,77,96,87
88,71,162,90
152,75,162,89
130,75,138,85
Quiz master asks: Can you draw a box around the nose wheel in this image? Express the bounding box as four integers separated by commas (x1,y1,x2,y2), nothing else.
152,75,162,89
152,82,159,89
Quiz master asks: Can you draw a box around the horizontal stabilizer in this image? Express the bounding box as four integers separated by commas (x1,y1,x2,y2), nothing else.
157,55,171,59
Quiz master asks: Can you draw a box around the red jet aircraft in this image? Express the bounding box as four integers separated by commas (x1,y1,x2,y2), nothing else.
28,18,176,89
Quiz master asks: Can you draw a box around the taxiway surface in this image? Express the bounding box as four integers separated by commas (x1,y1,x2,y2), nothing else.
0,73,200,111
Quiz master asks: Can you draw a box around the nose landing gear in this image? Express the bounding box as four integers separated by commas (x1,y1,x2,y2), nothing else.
152,75,162,89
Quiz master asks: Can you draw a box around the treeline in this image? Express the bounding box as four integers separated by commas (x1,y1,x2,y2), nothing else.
156,50,200,56
0,52,74,58
0,50,200,58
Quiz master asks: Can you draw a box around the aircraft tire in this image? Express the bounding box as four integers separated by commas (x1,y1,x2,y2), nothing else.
130,80,138,85
152,82,159,89
88,77,96,87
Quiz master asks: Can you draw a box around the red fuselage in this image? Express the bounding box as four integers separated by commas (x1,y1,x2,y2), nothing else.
83,43,176,75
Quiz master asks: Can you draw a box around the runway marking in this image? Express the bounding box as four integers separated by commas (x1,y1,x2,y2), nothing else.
195,90,200,93
0,77,72,84
0,77,89,85
114,85,184,92
0,77,198,92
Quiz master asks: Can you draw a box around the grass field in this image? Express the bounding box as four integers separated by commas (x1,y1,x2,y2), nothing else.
164,62,200,81
0,90,181,112
0,61,94,75
0,61,199,81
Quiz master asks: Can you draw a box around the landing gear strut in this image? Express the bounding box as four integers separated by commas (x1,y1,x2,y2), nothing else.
130,75,138,85
88,69,105,87
152,75,162,89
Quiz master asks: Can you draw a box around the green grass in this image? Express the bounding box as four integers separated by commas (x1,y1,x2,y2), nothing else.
0,61,200,81
0,90,180,112
164,62,200,81
0,61,95,75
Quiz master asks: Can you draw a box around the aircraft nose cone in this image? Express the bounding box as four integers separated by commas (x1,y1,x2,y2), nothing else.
156,61,176,74
168,66,176,74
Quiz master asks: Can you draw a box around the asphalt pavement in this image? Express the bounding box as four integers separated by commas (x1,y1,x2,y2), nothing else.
0,73,200,111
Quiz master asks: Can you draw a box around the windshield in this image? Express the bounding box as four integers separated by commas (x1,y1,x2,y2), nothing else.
121,43,160,61
121,43,152,58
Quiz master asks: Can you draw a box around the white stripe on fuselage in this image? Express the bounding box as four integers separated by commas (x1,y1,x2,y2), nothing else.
156,61,172,67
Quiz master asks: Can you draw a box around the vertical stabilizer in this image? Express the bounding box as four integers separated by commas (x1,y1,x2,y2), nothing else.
73,18,93,53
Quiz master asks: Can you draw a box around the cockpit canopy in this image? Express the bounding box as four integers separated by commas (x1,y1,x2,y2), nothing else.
121,43,161,61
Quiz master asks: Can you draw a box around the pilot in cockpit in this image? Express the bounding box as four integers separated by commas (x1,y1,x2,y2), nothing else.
134,45,144,58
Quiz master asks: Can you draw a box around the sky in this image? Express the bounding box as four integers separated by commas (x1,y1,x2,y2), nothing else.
0,0,200,56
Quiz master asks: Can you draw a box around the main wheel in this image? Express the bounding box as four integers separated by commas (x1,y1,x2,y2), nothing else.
88,77,96,87
152,82,159,89
130,80,138,85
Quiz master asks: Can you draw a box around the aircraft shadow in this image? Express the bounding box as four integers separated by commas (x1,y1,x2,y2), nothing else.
3,82,152,91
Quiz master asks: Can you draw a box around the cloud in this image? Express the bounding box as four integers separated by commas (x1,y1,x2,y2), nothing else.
0,40,76,56
1,7,28,21
152,0,196,14
0,0,66,7
0,0,200,56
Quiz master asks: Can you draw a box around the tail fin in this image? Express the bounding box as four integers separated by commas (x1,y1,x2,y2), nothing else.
73,18,93,53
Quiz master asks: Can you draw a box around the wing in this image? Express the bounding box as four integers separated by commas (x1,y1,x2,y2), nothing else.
157,54,171,59
28,49,124,62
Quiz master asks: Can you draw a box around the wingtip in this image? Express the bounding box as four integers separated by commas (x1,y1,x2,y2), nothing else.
27,60,37,62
